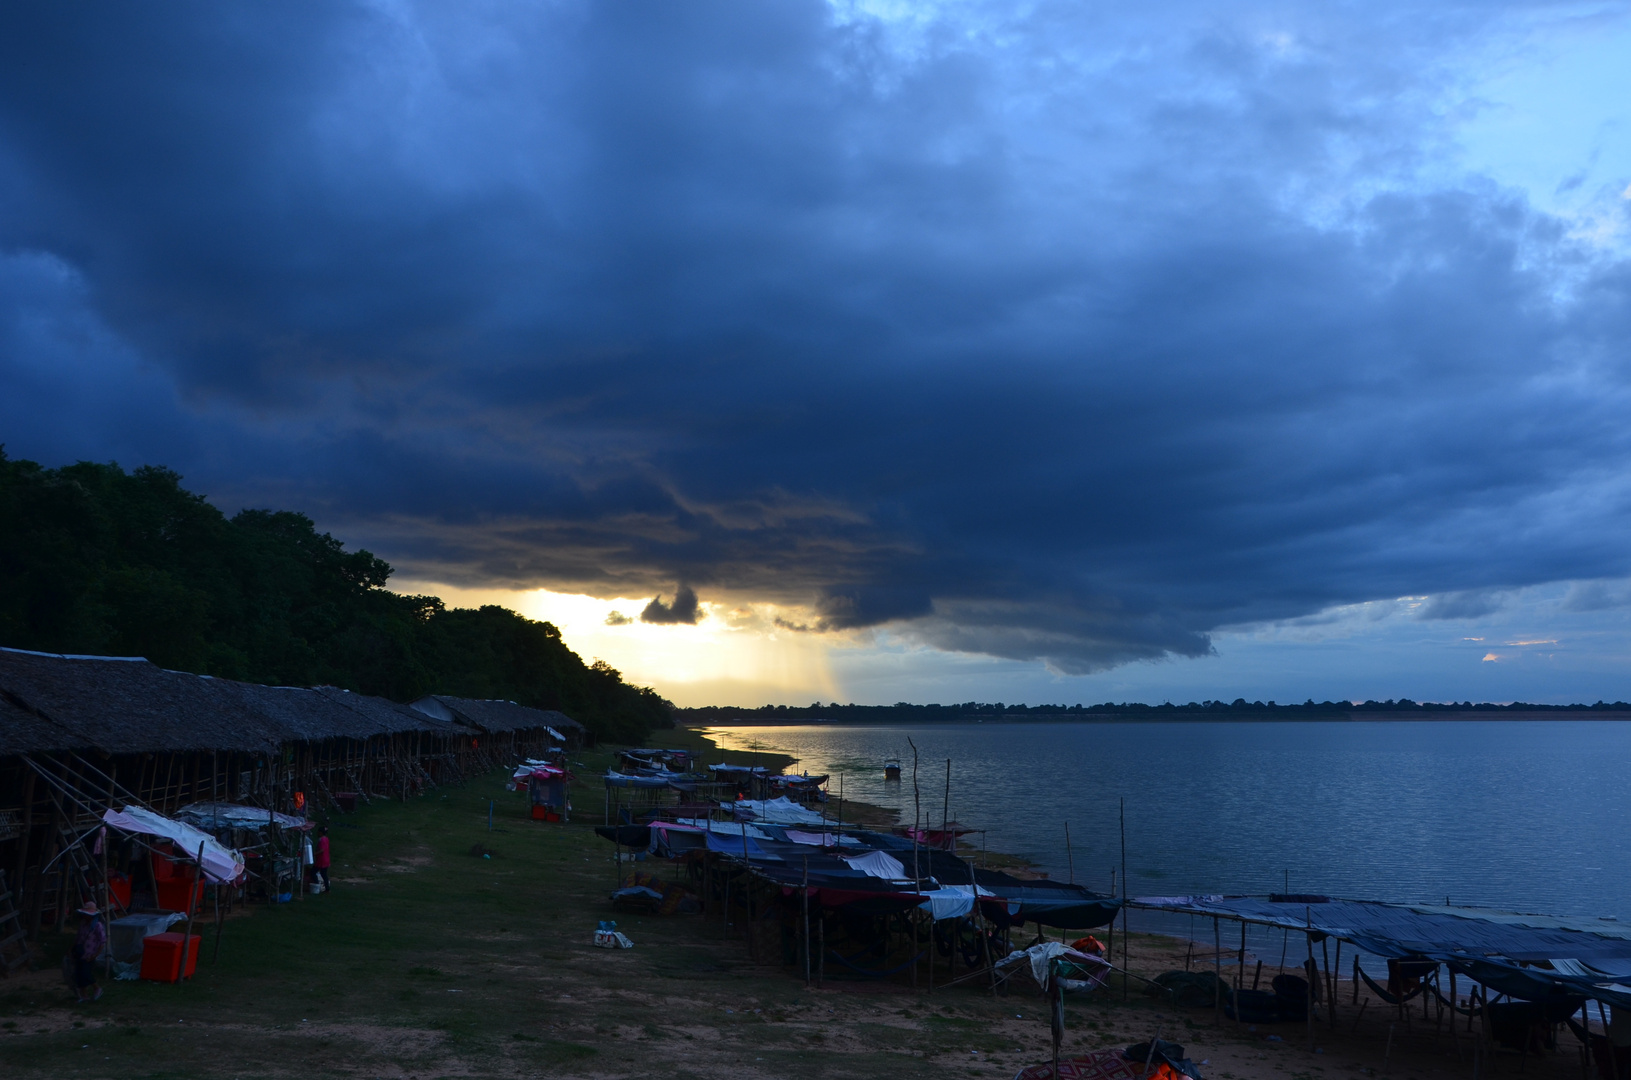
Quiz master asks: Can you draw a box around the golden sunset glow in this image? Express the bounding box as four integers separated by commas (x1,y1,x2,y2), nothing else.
394,580,843,706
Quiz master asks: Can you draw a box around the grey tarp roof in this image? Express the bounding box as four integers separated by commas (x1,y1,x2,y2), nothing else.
1133,895,1631,1006
419,695,582,734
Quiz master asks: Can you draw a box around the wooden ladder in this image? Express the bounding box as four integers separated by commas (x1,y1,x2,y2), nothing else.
0,870,33,975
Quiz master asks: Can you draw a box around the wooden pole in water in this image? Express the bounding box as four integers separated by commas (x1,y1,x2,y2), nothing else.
803,855,811,987
1065,822,1073,885
943,759,951,836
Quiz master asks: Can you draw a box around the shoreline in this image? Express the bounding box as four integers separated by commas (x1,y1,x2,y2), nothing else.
684,711,1631,726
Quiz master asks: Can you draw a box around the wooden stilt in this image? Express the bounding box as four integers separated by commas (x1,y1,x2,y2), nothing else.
1214,917,1223,1026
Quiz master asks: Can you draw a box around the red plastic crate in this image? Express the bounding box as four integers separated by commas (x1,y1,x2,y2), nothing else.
154,876,200,914
139,932,201,983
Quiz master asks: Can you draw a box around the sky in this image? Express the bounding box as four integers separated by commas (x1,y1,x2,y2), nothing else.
3,1,1631,707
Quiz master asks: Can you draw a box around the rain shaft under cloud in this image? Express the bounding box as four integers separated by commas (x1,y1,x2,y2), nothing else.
2,1,1631,679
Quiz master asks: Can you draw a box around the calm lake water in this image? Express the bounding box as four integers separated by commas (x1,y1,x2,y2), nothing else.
703,721,1631,930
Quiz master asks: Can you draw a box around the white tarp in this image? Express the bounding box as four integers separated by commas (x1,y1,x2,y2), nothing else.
103,806,245,883
727,797,828,825
839,850,907,880
671,818,774,840
783,830,863,848
916,884,996,921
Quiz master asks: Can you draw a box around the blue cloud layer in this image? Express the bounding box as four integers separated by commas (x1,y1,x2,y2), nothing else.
3,1,1630,675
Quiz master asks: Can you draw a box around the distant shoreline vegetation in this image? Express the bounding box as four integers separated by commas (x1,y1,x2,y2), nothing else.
682,698,1631,726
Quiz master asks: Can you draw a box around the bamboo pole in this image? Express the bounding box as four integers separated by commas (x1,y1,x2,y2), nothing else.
1237,920,1248,1028
1214,917,1223,1025
802,856,811,987
1120,797,1128,1000
1323,937,1335,1028
1305,919,1315,1052
909,738,921,992
179,841,204,980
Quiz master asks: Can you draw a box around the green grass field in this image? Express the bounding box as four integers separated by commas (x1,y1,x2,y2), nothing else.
5,731,1156,1079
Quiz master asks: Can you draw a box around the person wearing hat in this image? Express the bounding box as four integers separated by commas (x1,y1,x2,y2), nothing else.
71,901,105,1003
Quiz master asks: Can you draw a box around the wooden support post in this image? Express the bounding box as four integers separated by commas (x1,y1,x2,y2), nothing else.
818,912,824,988
1305,921,1316,1052
179,841,204,979
1119,797,1128,1001
1448,969,1461,1059
1324,937,1335,1028
1237,920,1247,1028
1214,917,1223,1026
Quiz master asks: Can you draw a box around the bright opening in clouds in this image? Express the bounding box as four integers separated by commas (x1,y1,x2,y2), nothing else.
3,1,1631,704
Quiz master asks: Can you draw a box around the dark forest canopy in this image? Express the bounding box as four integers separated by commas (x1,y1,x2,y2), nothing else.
0,450,672,744
683,696,1631,724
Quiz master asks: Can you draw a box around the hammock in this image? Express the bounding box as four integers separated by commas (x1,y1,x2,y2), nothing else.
1358,965,1430,1006
1429,981,1482,1017
825,947,926,978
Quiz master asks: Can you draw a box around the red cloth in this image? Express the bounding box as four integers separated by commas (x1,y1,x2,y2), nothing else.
315,836,330,869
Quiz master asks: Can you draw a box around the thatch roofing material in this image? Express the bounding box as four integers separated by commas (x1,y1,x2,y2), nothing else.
0,648,282,753
0,647,444,756
314,686,443,737
414,694,582,735
0,688,82,754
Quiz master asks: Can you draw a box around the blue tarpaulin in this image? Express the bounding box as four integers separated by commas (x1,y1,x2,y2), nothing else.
1132,894,1631,1006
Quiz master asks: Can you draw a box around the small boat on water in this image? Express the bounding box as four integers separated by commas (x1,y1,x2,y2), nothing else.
883,758,901,781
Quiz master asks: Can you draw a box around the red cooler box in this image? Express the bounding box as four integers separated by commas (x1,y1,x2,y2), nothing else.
139,932,202,982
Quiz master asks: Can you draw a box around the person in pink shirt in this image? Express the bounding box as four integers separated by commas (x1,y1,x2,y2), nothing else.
313,827,331,890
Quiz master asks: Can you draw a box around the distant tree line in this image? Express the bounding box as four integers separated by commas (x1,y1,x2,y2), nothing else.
683,695,1631,724
0,451,673,744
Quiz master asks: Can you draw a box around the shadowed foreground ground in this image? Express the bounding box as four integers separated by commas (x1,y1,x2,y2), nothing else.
0,735,1598,1079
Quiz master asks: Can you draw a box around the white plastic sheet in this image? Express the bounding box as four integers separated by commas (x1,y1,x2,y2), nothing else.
838,850,907,880
102,806,245,883
915,884,996,921
727,797,827,825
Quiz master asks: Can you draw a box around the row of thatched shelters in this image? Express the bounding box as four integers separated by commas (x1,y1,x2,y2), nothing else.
0,646,583,950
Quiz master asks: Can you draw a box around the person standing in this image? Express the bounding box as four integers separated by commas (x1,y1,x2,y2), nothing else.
71,901,105,1003
313,826,331,891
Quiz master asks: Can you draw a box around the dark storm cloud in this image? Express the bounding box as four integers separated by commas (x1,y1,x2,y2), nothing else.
3,1,1631,674
641,586,702,626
